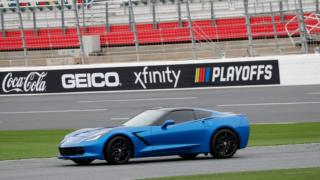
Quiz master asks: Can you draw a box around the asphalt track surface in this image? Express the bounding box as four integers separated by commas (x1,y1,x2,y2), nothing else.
0,143,320,180
1,85,320,180
1,85,320,130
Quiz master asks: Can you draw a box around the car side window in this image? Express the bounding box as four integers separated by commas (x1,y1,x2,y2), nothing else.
195,110,212,120
162,110,195,124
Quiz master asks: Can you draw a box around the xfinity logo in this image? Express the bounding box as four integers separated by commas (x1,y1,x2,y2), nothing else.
2,72,47,93
134,66,181,89
62,72,120,89
195,64,274,83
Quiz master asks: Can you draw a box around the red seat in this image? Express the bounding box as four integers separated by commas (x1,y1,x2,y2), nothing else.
0,14,304,51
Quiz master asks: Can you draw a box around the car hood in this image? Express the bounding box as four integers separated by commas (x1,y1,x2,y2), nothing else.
67,127,113,138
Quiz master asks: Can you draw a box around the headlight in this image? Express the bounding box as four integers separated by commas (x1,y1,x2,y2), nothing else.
63,134,72,141
84,129,112,141
84,134,104,141
61,134,72,144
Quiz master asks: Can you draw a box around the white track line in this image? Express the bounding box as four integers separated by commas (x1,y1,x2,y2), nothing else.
218,101,320,107
252,122,300,125
0,109,108,115
78,97,198,103
0,84,284,97
111,118,130,120
307,92,320,95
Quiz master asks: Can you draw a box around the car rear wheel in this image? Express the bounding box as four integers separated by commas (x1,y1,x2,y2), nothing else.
72,159,93,165
105,136,132,165
211,129,239,159
179,153,198,159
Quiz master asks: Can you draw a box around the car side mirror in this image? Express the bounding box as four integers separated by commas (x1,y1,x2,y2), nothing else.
161,120,175,129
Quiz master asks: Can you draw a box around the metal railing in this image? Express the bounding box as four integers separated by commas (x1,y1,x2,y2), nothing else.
0,0,320,67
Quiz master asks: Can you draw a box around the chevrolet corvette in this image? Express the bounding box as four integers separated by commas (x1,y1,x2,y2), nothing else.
58,107,250,165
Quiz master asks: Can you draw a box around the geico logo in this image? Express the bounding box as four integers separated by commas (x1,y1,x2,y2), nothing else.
61,73,120,89
211,65,273,82
134,66,181,89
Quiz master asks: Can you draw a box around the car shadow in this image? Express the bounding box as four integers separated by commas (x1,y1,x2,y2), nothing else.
61,155,243,167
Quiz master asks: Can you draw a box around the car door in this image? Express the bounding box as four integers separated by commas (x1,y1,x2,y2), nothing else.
150,110,205,156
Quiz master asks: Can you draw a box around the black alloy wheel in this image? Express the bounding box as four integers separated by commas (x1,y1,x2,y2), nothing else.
72,159,94,165
179,153,198,160
105,136,132,164
211,129,239,159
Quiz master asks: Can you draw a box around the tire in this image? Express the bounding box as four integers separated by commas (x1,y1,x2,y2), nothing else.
104,136,132,165
72,159,93,165
210,129,239,159
179,153,198,160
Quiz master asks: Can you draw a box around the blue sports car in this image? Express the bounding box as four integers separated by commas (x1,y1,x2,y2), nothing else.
58,108,250,165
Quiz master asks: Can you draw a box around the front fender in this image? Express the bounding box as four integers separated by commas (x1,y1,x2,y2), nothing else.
99,127,152,158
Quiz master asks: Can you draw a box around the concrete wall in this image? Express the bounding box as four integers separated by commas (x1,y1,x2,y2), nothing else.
279,54,320,85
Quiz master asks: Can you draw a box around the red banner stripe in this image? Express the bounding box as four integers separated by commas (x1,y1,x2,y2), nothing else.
200,68,205,82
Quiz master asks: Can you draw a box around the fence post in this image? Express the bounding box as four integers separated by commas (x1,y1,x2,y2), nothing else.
82,0,85,29
32,9,37,36
210,0,216,26
128,6,132,31
279,1,284,23
270,2,280,54
72,0,85,64
316,0,319,14
128,0,140,62
244,0,255,57
105,2,110,32
177,0,182,27
61,0,66,35
16,0,28,65
297,0,308,54
186,0,196,60
152,0,158,29
0,8,5,37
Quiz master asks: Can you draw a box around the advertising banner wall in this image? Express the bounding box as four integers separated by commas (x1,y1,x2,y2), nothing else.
0,60,280,94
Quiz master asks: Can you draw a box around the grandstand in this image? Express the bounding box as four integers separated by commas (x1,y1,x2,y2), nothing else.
0,0,319,66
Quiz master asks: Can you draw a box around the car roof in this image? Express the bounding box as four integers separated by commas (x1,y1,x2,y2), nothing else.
146,107,237,118
149,107,204,112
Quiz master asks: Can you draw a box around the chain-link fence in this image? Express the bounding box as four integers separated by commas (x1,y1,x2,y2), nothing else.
0,0,319,67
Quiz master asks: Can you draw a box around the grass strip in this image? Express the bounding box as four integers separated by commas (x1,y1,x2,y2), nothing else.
0,129,72,160
140,167,320,180
0,122,320,160
249,122,320,146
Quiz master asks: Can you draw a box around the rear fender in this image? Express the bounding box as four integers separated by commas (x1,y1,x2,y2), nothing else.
204,115,246,150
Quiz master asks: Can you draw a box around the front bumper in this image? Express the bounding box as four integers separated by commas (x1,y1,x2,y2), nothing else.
58,145,104,160
58,137,105,160
59,147,85,156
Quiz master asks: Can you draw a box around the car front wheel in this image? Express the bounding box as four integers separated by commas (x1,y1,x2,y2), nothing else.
104,136,132,165
211,129,239,159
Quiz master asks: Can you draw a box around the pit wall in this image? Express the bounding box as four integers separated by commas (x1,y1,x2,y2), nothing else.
0,54,319,95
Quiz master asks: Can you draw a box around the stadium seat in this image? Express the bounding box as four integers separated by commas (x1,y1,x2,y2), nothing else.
19,2,31,12
8,2,16,12
0,11,312,51
141,0,148,5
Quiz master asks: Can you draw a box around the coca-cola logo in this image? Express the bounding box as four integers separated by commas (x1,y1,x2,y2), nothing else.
2,72,47,93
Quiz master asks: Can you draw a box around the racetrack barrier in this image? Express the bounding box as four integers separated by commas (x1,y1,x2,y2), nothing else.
0,54,319,95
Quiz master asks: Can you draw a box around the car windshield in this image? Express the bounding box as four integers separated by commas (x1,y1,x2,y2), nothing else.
123,110,167,127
